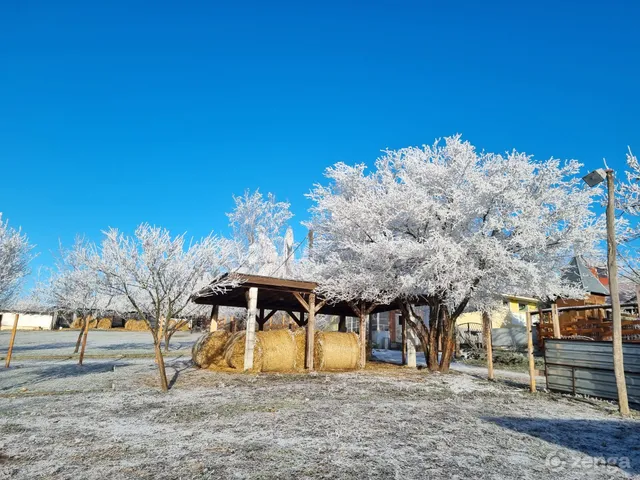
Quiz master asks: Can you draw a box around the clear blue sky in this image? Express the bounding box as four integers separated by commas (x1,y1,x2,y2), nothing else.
1,1,639,288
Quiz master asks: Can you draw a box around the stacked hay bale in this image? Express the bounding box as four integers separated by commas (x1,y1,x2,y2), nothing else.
193,328,361,373
70,317,98,329
314,332,361,371
124,319,149,331
222,330,298,372
70,317,84,329
223,331,253,370
97,318,112,329
192,331,230,368
258,329,298,372
169,319,190,331
293,329,306,371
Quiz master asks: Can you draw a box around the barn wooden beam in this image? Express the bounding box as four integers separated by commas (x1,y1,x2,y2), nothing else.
314,299,327,314
209,305,219,332
306,293,316,370
338,315,346,333
293,292,310,313
244,288,258,371
286,311,306,326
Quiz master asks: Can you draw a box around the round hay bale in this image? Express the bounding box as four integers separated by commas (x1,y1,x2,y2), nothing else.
192,331,230,368
125,319,149,331
293,329,307,370
314,332,361,371
87,318,98,329
97,318,112,329
258,329,297,372
169,319,190,331
223,331,262,372
70,317,84,329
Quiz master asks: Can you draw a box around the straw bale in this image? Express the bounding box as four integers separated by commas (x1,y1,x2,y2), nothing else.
70,317,98,329
223,331,246,370
70,317,83,329
192,331,230,368
169,319,190,331
97,318,112,329
314,331,361,371
258,329,296,372
125,319,150,331
293,329,307,370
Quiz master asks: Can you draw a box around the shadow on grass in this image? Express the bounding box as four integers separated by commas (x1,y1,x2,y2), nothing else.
8,342,79,353
167,359,193,389
483,417,640,476
0,361,132,392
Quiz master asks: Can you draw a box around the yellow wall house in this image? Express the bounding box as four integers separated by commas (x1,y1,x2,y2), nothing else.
456,295,539,329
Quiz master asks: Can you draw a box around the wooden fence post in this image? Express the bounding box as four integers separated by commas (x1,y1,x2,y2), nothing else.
551,303,561,338
482,311,494,381
5,314,20,368
526,311,536,393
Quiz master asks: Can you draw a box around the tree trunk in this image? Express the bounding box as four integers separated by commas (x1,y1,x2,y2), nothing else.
427,306,440,370
154,342,169,392
74,319,84,354
400,303,431,367
438,309,456,373
78,315,91,366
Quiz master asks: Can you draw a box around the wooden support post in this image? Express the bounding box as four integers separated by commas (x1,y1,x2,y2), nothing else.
482,311,494,381
338,315,346,333
406,330,417,368
258,308,265,331
5,314,19,368
551,303,561,339
401,314,407,365
306,294,316,370
359,312,366,368
526,311,536,393
244,288,258,371
79,314,91,366
209,305,219,332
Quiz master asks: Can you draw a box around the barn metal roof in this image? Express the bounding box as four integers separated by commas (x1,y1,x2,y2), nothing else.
563,257,610,296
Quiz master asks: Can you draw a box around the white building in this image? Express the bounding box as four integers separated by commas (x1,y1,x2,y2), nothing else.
0,312,56,331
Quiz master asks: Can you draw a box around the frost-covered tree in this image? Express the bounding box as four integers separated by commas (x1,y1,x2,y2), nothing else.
616,148,640,287
308,136,601,371
0,214,34,308
47,239,120,359
227,189,294,276
79,224,238,391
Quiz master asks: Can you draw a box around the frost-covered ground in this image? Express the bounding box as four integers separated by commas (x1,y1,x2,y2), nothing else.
0,330,200,359
1,332,639,479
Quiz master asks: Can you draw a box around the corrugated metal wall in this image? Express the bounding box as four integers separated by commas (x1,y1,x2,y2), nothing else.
545,339,640,405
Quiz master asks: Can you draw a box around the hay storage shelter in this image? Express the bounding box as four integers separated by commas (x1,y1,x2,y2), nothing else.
192,273,424,371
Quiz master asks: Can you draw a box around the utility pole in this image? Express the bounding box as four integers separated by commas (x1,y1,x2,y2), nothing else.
605,169,630,416
582,167,629,416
